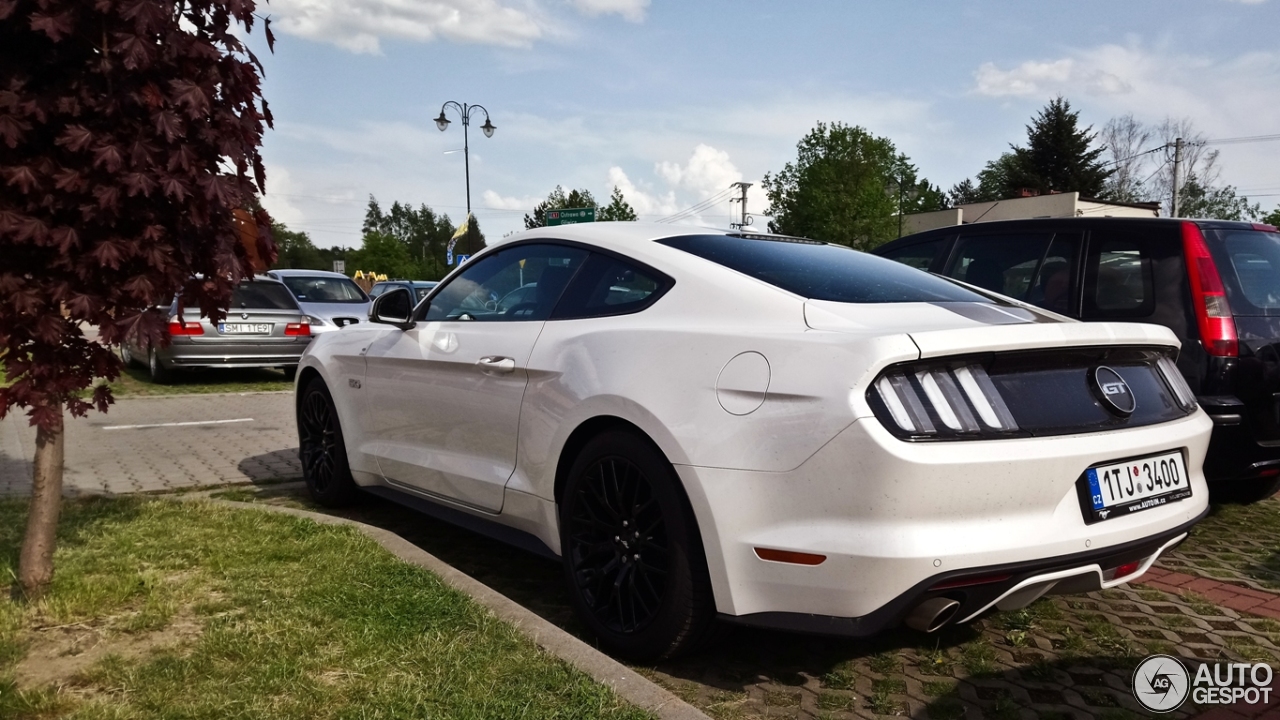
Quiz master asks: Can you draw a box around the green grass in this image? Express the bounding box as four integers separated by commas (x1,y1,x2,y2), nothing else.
100,363,294,397
0,497,649,719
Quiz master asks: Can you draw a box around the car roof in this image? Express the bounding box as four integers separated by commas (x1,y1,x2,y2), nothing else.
882,216,1265,247
269,269,352,279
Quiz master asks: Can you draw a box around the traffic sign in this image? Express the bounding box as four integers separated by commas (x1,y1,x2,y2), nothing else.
333,260,345,274
546,207,596,226
456,254,472,265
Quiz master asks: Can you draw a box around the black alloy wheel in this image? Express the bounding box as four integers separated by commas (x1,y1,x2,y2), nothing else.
560,430,719,661
298,378,359,507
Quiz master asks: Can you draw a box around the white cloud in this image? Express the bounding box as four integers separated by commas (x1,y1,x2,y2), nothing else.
567,0,649,22
269,0,649,54
973,58,1132,97
270,0,547,54
605,166,678,218
259,165,306,227
655,144,743,198
483,189,542,211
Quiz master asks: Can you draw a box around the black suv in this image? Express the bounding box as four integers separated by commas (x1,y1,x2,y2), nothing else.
874,217,1280,502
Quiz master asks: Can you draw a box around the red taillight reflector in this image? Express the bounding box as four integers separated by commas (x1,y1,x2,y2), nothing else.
928,573,1012,591
1181,222,1237,357
168,320,203,336
284,322,311,337
754,548,826,566
1260,468,1280,478
1113,561,1141,579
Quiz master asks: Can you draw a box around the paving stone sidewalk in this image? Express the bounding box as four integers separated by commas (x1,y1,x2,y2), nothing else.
0,391,300,495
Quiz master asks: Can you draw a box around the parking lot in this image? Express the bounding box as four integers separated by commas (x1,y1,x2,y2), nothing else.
4,390,1280,719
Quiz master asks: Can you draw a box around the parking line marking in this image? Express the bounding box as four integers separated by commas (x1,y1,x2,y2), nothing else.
102,418,255,431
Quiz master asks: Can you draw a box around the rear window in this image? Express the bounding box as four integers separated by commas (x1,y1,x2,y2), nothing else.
1206,229,1280,315
280,276,367,303
228,282,299,310
658,234,992,304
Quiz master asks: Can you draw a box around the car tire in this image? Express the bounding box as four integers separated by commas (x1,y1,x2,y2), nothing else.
298,377,360,507
1210,476,1280,505
120,344,140,368
559,430,719,661
147,347,174,384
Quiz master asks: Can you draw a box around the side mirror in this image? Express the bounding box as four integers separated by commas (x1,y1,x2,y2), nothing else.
369,288,414,330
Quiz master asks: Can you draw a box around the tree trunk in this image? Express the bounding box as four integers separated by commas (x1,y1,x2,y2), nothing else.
17,412,64,601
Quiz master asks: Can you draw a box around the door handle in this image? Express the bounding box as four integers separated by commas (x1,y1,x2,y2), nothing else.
477,356,516,374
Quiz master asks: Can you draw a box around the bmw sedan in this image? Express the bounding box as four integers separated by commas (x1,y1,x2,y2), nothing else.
294,223,1212,660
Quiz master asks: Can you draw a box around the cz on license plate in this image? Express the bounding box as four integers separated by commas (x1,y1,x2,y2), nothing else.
1081,450,1191,523
218,322,271,335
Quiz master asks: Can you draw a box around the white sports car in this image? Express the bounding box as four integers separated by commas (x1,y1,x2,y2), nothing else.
295,223,1211,660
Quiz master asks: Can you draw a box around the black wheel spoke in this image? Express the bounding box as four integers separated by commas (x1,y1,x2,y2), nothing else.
566,454,671,636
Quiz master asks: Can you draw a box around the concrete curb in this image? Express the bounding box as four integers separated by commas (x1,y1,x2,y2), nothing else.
182,496,711,720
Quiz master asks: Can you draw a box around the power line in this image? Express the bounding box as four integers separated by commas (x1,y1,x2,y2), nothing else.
1204,133,1280,145
657,187,737,223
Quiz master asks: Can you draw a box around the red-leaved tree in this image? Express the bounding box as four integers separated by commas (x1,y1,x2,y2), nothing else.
0,0,276,599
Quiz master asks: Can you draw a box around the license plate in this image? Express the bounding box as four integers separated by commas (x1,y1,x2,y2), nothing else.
218,323,271,335
1080,450,1191,523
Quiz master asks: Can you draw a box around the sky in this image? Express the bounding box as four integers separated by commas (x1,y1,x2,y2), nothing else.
245,0,1280,249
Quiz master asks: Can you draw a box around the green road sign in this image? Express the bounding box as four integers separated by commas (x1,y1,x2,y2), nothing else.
546,207,595,226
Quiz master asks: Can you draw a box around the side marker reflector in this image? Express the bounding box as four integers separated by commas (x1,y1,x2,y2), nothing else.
754,548,827,566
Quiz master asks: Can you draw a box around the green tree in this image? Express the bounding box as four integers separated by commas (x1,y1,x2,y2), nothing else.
349,231,419,279
1003,97,1112,198
762,122,942,248
271,222,326,270
597,186,638,221
1179,176,1262,221
525,186,598,229
1263,206,1280,227
946,153,1021,205
362,196,463,280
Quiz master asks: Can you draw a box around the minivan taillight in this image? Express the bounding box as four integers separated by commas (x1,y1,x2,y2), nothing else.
1181,222,1237,357
168,320,203,336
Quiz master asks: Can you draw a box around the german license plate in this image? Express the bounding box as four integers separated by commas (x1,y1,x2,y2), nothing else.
1080,450,1191,523
218,322,271,335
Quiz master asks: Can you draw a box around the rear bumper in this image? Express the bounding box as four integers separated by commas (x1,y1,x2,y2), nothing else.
1201,397,1280,481
159,340,311,368
720,513,1201,637
677,411,1212,626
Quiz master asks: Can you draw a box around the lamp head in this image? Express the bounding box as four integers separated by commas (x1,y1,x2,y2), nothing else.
434,112,450,132
480,118,496,138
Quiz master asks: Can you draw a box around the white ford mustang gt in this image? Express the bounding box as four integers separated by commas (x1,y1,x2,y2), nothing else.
295,223,1211,660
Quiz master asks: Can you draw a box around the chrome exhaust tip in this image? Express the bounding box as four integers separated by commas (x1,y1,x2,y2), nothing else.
904,597,961,633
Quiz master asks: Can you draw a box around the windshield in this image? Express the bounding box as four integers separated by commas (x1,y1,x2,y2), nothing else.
1206,228,1280,316
183,281,299,311
658,234,994,304
280,276,368,304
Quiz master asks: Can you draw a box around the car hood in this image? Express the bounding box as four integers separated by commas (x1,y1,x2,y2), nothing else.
804,300,1181,357
297,301,371,321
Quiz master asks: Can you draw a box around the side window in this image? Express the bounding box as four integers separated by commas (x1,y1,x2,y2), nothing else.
1083,236,1155,318
424,244,588,322
1025,234,1081,316
551,253,671,320
880,238,946,272
945,234,1054,300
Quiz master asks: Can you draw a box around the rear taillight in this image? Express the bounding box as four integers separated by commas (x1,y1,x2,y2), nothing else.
168,320,203,336
1155,355,1197,411
284,321,311,337
873,361,1018,437
1181,222,1237,357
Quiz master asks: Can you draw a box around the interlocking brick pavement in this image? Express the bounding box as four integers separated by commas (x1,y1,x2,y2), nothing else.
0,391,299,495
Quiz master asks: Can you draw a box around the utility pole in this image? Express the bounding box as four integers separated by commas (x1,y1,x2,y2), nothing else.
1171,137,1184,218
729,182,752,229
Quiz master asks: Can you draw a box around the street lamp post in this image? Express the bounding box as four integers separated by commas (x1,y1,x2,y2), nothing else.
434,101,495,255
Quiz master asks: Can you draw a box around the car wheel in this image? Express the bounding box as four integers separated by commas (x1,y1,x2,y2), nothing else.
1210,476,1280,504
560,430,718,661
147,347,174,384
298,377,360,507
120,344,139,368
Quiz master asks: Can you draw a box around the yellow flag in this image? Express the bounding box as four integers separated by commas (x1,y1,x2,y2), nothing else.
451,213,472,241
